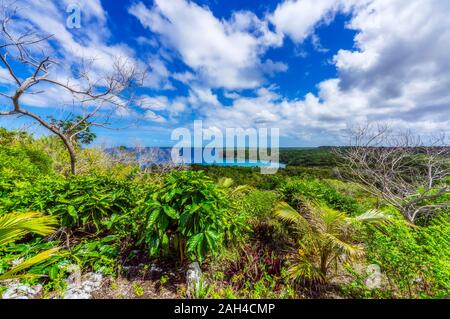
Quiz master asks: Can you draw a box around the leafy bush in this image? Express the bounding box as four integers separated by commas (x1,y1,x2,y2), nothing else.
323,179,379,211
71,235,120,275
46,175,139,231
139,170,243,262
234,188,290,249
0,174,140,232
1,235,120,289
206,241,297,299
0,130,52,179
238,189,280,219
222,243,282,287
3,240,69,291
279,178,361,215
343,209,450,298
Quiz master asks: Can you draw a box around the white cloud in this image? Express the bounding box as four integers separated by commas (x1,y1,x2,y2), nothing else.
270,0,338,43
139,95,187,124
325,0,450,129
20,85,75,108
202,0,450,141
3,0,449,144
4,0,155,120
144,110,167,123
261,59,288,75
129,0,284,90
223,92,241,100
144,58,174,90
0,67,14,84
187,86,221,107
17,0,133,75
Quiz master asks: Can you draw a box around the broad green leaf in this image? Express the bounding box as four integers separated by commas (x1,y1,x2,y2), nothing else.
163,205,180,219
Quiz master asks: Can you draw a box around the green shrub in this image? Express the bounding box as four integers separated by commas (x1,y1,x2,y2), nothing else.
279,178,361,215
0,174,140,232
46,175,139,231
323,179,378,211
345,209,450,298
234,189,289,246
71,235,120,275
0,138,52,179
238,189,280,219
3,240,69,289
138,170,244,262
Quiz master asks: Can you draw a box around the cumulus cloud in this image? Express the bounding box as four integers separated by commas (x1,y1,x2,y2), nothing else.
17,0,134,73
261,59,288,75
199,0,450,142
128,0,284,90
172,71,195,84
4,0,149,111
326,0,450,130
139,95,188,124
144,110,167,123
0,67,14,84
144,58,175,90
270,0,338,43
2,0,449,145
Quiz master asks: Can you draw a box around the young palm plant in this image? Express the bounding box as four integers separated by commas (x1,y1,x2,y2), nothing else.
0,212,59,280
274,200,388,284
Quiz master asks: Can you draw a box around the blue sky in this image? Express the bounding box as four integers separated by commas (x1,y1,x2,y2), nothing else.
1,0,449,147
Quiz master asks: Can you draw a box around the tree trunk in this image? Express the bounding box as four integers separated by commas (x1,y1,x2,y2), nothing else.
320,251,329,279
11,96,79,175
61,137,77,175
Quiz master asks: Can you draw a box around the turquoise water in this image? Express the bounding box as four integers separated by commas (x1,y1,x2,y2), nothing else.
107,147,286,169
197,159,286,169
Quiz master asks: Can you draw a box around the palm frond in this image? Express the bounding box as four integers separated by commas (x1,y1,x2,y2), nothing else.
0,212,58,246
288,255,324,283
0,247,60,281
217,177,234,188
313,205,347,234
354,209,392,225
230,185,252,195
274,202,302,224
323,232,363,259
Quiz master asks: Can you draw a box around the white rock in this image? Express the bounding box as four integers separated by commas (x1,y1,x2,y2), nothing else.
11,258,24,267
62,272,104,299
83,285,93,293
150,264,162,272
186,262,202,294
1,283,42,299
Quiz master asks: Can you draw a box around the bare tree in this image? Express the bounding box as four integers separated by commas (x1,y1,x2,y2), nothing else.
0,3,146,174
334,124,450,224
106,143,185,176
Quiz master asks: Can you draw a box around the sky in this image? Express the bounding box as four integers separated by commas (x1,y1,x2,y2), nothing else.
0,0,449,147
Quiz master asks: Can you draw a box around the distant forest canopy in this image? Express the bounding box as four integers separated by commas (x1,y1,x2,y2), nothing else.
75,144,450,168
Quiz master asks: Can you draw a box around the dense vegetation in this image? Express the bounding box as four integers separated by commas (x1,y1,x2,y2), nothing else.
0,128,449,299
279,147,338,167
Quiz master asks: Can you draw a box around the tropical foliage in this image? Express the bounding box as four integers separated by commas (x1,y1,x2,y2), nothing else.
274,201,389,283
0,128,448,299
138,170,243,262
0,212,59,281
